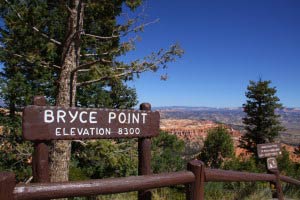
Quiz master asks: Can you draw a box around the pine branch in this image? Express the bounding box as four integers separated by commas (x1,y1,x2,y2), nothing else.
72,58,112,72
82,32,119,40
76,68,147,87
4,0,62,45
76,43,184,87
82,18,159,40
1,48,61,69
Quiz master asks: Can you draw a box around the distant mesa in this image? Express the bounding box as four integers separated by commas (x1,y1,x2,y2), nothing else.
158,106,300,162
160,118,241,144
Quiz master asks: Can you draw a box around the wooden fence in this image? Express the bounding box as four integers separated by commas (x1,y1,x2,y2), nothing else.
1,159,300,200
1,96,300,199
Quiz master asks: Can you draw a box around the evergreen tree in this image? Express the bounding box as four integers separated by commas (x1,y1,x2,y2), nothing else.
151,131,185,173
199,126,234,168
0,0,183,182
239,79,285,157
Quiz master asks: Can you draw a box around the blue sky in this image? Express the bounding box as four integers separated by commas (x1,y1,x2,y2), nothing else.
123,0,300,107
0,1,299,108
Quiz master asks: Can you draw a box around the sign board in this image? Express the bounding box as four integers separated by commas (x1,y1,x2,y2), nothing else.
22,105,160,141
257,143,282,158
267,157,278,170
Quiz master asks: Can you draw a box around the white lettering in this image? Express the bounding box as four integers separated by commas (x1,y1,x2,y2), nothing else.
106,128,111,135
109,112,116,123
83,129,89,135
127,113,131,124
132,113,139,124
55,128,61,136
78,128,84,135
141,113,147,123
90,112,97,123
130,128,134,134
135,128,140,134
69,111,78,123
90,128,95,135
96,128,111,135
70,128,76,135
57,110,66,123
44,110,54,123
118,128,122,135
117,128,140,135
118,112,126,124
63,128,69,135
79,111,88,123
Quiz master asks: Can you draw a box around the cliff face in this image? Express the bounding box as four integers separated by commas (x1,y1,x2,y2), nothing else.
160,119,241,143
160,119,300,161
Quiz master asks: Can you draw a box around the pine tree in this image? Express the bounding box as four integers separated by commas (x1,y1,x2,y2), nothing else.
239,79,285,157
0,0,183,182
199,126,234,168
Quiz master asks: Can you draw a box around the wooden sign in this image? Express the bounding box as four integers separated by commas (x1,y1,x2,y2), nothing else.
22,106,160,141
257,143,282,158
267,157,278,170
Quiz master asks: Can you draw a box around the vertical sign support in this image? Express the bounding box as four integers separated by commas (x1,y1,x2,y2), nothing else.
186,160,205,200
0,172,15,200
138,103,152,200
257,143,283,200
32,96,50,183
269,169,284,200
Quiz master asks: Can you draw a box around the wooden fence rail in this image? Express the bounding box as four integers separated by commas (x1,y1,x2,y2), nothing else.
1,160,300,200
13,171,195,200
205,168,275,182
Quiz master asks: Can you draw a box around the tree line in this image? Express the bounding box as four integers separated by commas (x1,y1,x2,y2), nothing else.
0,1,299,198
0,0,183,183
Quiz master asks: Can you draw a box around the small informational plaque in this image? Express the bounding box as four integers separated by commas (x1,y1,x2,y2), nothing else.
267,157,278,170
22,105,160,141
257,143,282,158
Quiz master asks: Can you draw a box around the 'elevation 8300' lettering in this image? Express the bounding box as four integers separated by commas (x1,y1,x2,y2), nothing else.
118,128,140,135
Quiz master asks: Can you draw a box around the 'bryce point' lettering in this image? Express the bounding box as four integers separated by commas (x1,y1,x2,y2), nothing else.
44,110,98,124
23,106,160,141
108,112,147,124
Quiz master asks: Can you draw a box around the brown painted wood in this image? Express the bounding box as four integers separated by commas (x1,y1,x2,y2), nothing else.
14,171,195,200
0,172,15,200
11,166,300,200
32,142,50,183
33,96,47,106
257,143,281,158
280,174,300,185
22,105,160,141
31,96,50,183
138,103,152,200
187,160,205,200
205,168,275,182
269,170,284,200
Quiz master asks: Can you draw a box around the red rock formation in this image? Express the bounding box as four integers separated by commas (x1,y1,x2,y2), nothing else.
160,119,300,162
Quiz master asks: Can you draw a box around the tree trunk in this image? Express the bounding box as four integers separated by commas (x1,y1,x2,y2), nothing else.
49,0,83,183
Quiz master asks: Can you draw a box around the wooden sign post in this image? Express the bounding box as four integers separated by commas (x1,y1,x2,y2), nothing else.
23,104,160,141
23,96,160,200
257,143,283,200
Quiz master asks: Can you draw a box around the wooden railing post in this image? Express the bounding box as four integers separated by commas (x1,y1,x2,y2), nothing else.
32,96,50,183
186,160,205,200
138,103,152,200
269,169,284,200
0,172,15,200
